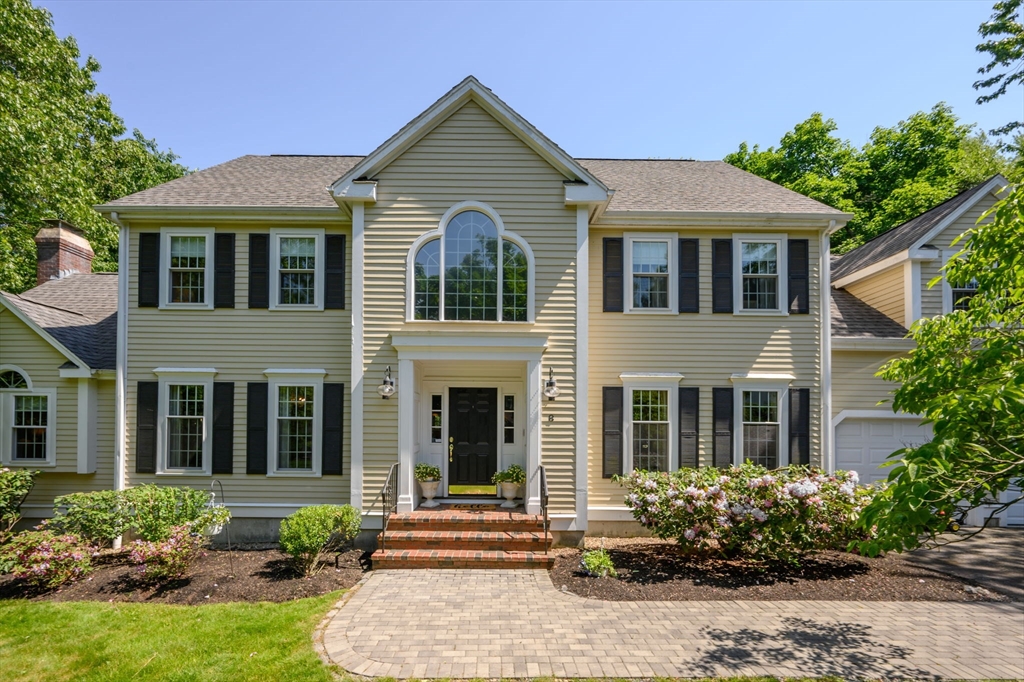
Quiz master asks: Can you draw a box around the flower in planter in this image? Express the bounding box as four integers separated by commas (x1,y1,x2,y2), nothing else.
413,463,441,482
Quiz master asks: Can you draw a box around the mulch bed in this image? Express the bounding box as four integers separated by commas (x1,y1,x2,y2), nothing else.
552,538,1013,602
0,547,370,605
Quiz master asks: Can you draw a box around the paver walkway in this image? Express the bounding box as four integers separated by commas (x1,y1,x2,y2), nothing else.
318,570,1024,680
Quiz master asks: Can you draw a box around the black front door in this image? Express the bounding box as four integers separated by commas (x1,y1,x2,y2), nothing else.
448,387,498,489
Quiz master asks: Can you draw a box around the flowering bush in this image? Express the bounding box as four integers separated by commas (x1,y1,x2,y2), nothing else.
1,530,95,588
1,467,37,544
619,462,873,564
128,524,206,581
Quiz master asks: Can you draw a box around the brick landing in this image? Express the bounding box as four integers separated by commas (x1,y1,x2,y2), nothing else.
318,569,1024,680
371,507,554,569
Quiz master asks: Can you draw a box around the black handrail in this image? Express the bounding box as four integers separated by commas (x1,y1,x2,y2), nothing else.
538,464,549,555
380,463,400,553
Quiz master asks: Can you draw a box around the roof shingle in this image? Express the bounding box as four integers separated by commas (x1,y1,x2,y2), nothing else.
830,289,908,339
2,274,118,369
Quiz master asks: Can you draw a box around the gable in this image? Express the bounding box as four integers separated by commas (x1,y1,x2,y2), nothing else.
0,306,70,378
930,190,999,252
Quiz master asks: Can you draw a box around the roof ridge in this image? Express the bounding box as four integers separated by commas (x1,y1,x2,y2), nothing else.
14,294,91,319
577,158,716,162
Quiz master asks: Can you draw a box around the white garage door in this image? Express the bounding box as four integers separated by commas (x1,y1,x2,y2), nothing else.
834,418,933,485
1002,488,1024,527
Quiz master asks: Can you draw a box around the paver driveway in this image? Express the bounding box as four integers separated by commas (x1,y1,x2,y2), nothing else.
317,569,1024,680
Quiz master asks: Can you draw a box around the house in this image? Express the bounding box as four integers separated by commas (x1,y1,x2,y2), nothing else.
3,77,1012,561
829,175,1023,527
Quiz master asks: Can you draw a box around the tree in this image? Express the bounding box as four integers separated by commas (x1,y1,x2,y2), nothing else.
726,105,1018,253
0,0,188,293
974,0,1024,137
856,184,1024,555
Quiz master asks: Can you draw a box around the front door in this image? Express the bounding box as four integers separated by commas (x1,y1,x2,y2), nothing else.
448,387,498,494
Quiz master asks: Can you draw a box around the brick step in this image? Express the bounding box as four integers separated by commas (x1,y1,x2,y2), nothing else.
388,512,545,533
372,549,555,570
383,529,551,552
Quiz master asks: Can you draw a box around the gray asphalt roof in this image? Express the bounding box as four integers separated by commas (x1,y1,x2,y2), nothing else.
2,274,118,369
100,155,846,216
830,288,908,339
831,179,996,281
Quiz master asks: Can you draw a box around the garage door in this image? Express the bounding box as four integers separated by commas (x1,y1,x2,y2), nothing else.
1002,488,1024,527
834,418,932,485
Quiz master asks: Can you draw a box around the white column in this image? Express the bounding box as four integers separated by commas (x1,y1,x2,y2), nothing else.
76,378,97,474
397,358,415,512
526,356,542,514
349,203,365,509
574,206,589,530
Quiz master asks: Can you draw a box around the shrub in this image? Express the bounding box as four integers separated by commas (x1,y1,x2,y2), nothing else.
580,548,617,578
618,462,873,564
492,464,526,485
128,524,206,581
279,505,361,576
0,468,37,544
2,530,95,588
121,485,222,541
414,463,441,482
50,490,130,546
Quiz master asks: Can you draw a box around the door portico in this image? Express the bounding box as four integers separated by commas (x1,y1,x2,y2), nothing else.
390,333,547,514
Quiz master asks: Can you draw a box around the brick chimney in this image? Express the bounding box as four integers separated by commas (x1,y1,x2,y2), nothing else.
34,220,94,286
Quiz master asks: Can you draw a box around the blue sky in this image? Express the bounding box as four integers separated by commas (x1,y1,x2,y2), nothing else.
44,0,1021,171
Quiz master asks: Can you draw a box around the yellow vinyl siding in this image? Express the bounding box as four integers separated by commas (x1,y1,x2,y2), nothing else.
920,259,943,318
845,266,904,325
361,100,579,513
933,193,997,251
125,221,352,509
831,349,902,416
0,308,116,514
587,229,824,508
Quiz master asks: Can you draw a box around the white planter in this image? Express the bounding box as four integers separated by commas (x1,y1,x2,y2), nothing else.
419,480,441,508
500,482,520,508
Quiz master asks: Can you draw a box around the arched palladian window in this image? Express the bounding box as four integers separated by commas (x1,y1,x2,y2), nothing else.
413,209,529,322
0,369,29,389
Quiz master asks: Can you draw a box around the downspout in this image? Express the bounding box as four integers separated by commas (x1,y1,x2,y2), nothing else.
821,221,834,473
109,211,129,549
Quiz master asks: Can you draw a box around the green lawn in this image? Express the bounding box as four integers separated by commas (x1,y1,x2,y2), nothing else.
0,593,340,682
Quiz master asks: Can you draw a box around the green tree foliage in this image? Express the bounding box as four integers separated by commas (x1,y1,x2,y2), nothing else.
856,185,1024,555
974,0,1023,136
0,0,188,293
726,105,1020,253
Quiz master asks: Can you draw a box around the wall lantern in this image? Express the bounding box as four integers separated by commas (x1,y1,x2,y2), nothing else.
543,367,560,401
377,366,396,400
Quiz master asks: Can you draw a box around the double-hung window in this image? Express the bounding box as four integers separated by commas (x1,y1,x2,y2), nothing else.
734,235,787,313
270,229,325,310
0,368,56,467
155,370,214,474
160,229,214,309
951,278,978,311
632,389,670,471
741,390,779,469
265,371,324,476
626,234,676,312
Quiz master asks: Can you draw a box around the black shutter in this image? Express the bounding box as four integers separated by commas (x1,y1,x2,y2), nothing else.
135,381,158,473
711,239,733,313
322,383,344,475
246,382,268,474
789,388,811,465
248,234,270,309
324,235,346,310
788,239,809,314
138,233,160,308
212,382,234,474
712,387,734,469
214,233,235,309
678,387,699,468
603,238,624,313
678,238,699,313
602,386,623,478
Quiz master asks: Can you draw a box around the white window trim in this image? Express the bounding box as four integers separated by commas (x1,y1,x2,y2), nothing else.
270,228,326,311
405,200,536,323
159,228,215,310
940,249,979,314
0,384,57,467
620,373,683,472
733,233,788,316
155,370,215,475
625,233,677,314
730,374,793,467
265,370,326,477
